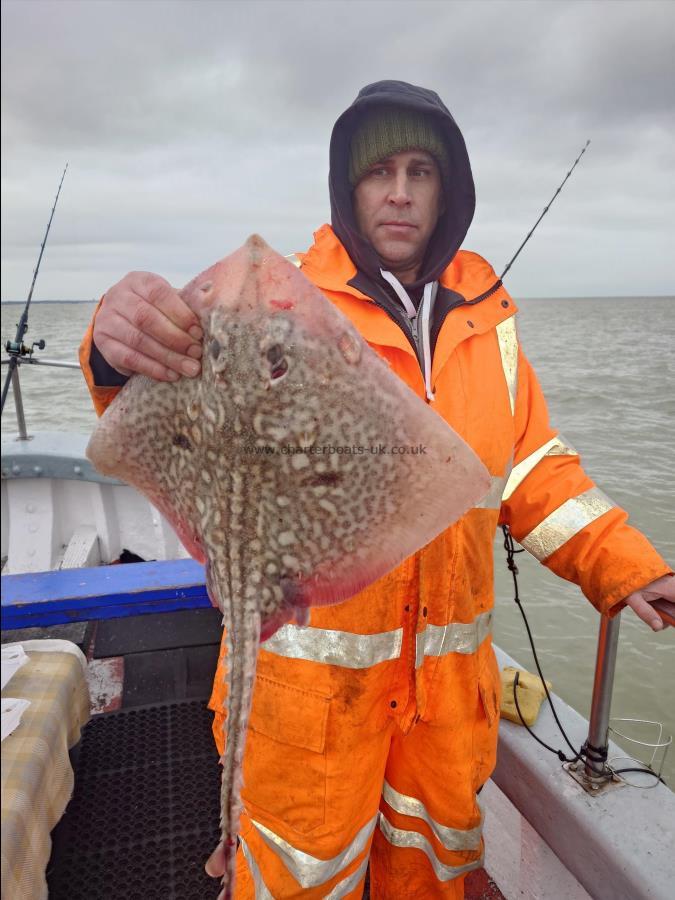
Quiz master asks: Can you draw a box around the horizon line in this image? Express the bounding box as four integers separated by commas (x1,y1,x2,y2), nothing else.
2,294,675,305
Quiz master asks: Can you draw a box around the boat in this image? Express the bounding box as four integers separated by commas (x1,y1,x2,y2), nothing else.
2,345,674,900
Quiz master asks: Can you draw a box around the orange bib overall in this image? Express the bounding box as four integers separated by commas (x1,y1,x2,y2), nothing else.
81,226,670,898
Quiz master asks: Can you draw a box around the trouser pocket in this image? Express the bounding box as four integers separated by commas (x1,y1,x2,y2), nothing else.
242,674,331,834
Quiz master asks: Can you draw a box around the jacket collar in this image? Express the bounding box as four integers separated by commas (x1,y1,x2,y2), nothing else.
299,225,518,381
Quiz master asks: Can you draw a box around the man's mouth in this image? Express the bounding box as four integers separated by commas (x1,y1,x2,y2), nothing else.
380,221,416,232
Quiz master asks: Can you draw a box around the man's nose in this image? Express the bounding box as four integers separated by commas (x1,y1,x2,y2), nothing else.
387,173,411,205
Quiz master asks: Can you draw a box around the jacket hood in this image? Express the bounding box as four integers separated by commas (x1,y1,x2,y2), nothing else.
329,80,476,290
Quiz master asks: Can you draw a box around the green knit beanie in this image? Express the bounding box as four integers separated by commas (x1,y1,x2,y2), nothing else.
349,107,449,187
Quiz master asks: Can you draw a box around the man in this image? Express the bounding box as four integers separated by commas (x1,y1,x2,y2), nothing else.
80,80,673,898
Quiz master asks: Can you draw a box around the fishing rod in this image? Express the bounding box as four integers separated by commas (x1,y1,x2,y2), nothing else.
492,141,600,769
499,139,591,281
468,140,591,304
492,141,668,786
1,163,69,418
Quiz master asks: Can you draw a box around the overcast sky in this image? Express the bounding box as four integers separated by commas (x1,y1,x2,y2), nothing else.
2,0,674,301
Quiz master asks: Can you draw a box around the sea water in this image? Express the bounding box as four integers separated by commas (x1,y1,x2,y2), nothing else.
2,296,674,784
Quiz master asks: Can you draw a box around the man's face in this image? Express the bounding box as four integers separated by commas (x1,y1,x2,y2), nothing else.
352,149,444,284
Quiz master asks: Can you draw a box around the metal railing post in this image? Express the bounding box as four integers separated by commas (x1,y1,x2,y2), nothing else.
1,356,82,440
10,365,29,441
584,612,621,778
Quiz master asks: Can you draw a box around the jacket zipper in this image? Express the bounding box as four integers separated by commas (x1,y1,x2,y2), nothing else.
380,271,436,401
408,310,421,356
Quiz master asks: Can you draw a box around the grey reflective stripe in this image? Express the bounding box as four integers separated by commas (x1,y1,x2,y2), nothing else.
240,838,275,900
502,434,579,502
476,316,519,510
496,317,519,415
284,253,301,268
261,624,403,668
378,812,483,882
251,814,377,889
520,486,615,562
415,610,493,668
382,781,482,851
324,855,370,899
475,471,511,510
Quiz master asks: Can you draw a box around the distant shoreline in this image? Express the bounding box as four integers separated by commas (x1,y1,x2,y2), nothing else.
3,296,674,305
1,299,99,305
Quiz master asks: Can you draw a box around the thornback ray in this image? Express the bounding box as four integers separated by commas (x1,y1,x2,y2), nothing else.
86,234,490,898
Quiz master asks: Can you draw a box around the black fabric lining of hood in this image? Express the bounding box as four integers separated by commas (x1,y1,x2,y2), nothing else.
348,269,470,365
329,80,476,293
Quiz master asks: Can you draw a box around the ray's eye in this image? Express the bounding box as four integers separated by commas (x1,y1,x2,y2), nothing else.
209,338,221,360
267,344,288,381
267,344,283,364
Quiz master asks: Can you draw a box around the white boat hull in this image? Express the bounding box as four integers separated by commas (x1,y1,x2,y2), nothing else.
2,432,188,574
2,431,674,900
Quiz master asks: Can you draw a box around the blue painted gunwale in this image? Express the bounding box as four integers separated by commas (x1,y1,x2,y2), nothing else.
0,559,211,630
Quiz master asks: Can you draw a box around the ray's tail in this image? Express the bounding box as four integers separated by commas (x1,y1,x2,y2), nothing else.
218,587,261,900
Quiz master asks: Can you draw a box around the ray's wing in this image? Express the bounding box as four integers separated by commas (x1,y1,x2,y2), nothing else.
222,237,492,615
85,373,208,563
260,342,490,610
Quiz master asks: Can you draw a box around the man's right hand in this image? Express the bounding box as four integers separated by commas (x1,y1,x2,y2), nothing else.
93,271,204,382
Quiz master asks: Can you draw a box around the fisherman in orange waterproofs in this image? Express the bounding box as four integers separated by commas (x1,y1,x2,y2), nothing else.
80,81,673,898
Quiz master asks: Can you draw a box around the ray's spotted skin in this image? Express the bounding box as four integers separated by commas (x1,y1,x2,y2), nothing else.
86,235,490,898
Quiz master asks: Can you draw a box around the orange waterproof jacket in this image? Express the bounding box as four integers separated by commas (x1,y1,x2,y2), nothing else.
80,226,670,891
203,225,670,734
78,228,671,616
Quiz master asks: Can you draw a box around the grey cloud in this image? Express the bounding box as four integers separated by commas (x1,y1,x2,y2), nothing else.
2,0,674,300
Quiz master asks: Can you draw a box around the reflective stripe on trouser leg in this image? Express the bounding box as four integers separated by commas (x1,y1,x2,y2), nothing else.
373,646,496,897
240,837,274,899
370,813,481,899
374,775,485,895
239,836,370,899
382,781,483,852
250,815,377,888
233,814,377,897
378,812,483,880
324,855,370,900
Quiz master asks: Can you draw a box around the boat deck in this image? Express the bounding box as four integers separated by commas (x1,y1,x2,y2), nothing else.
46,699,503,899
4,611,504,898
47,700,221,899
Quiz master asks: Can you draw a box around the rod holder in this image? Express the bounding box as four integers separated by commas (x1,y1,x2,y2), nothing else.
584,612,621,778
10,365,29,441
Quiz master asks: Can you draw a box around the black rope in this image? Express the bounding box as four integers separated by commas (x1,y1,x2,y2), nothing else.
512,672,568,762
583,741,609,765
502,524,584,764
503,538,671,787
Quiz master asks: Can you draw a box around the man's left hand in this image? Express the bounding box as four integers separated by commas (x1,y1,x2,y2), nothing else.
624,574,674,631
